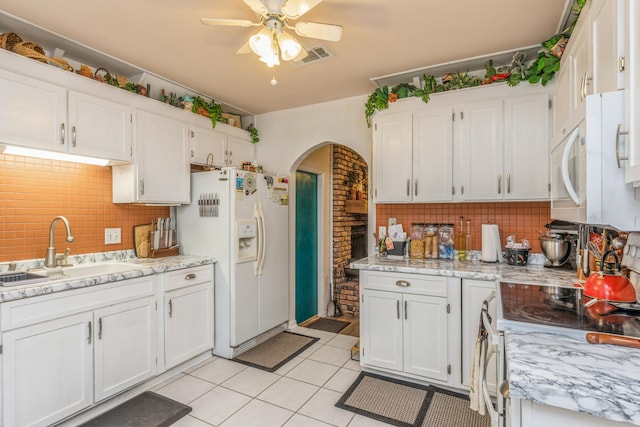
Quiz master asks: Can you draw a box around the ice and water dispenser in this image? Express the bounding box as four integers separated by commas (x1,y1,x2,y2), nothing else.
236,220,257,262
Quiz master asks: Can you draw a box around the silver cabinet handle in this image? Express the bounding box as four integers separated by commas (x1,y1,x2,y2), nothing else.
169,300,173,318
406,179,410,197
414,179,418,196
185,273,196,280
88,321,92,344
404,300,407,320
60,123,65,145
616,123,629,168
72,126,77,148
396,280,410,287
98,318,103,340
461,185,464,195
228,150,233,165
499,380,510,398
140,178,145,196
396,300,400,319
507,173,511,194
498,175,502,194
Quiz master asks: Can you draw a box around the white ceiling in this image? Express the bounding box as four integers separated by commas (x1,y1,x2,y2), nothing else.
0,0,571,115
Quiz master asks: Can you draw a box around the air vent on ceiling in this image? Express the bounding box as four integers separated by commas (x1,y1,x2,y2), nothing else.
292,45,334,67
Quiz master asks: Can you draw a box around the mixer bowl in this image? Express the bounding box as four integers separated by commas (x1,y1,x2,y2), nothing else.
540,237,571,266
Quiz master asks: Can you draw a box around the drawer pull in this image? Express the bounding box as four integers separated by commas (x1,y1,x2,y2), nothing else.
395,280,410,287
404,300,408,319
98,318,103,340
185,273,197,280
169,300,173,318
396,300,400,319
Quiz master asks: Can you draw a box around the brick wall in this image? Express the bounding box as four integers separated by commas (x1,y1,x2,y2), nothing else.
332,146,367,316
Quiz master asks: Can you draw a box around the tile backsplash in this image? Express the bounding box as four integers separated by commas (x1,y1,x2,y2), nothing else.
0,154,169,262
376,201,551,253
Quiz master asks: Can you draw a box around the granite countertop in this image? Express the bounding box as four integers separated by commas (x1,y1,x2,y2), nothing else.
0,250,214,303
350,255,580,287
505,329,640,425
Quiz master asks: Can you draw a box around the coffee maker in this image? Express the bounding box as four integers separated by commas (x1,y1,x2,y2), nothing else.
542,221,579,269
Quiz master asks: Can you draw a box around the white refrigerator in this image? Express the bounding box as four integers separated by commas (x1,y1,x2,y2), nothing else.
177,168,289,358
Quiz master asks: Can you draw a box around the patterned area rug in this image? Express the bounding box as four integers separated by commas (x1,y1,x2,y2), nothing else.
80,391,191,427
336,373,490,427
233,331,319,372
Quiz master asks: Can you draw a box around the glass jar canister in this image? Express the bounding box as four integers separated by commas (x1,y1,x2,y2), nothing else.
424,223,439,259
410,223,425,259
439,223,455,260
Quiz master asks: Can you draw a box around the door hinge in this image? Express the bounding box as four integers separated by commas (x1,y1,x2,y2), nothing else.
447,303,451,314
447,364,451,375
452,112,455,122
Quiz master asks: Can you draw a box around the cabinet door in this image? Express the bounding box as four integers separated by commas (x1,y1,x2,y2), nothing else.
165,283,214,369
591,0,625,93
94,296,157,402
504,93,550,200
624,0,640,183
361,289,403,371
2,312,93,427
373,113,413,202
402,294,448,381
570,21,591,125
190,126,226,166
67,91,132,162
461,279,497,391
0,69,66,152
553,60,572,140
413,107,454,202
461,101,504,200
226,135,255,167
135,110,190,204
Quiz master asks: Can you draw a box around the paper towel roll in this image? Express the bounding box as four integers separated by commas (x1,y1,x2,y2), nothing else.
481,224,502,263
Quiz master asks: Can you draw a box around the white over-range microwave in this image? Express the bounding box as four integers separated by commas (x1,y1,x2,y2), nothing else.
550,90,640,231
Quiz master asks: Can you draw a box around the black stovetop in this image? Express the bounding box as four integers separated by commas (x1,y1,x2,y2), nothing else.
500,282,640,337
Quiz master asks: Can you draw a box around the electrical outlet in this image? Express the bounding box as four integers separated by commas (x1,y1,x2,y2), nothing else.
105,228,121,245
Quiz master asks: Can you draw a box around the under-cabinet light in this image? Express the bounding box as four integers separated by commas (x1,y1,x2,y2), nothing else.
0,145,111,166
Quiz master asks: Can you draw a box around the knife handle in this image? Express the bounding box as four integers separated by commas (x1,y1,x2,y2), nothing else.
586,332,640,349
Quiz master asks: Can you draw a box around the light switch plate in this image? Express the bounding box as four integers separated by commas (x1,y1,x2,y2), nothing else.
105,228,121,245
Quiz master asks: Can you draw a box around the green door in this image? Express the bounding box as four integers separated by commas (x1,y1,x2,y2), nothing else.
295,170,318,324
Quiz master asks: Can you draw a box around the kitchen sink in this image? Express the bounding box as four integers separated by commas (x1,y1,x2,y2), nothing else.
57,262,144,279
0,271,50,287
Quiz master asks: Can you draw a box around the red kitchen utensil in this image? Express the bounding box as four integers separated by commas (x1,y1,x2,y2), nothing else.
583,250,637,303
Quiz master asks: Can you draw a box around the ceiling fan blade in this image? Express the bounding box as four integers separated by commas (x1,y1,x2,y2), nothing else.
236,41,253,54
294,21,343,42
243,0,269,15
282,0,322,19
200,18,258,27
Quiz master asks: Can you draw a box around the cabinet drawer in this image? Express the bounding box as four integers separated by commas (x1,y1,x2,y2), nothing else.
1,277,156,331
363,271,447,297
164,265,213,291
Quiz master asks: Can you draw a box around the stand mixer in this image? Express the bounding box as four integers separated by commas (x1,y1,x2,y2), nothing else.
541,221,578,269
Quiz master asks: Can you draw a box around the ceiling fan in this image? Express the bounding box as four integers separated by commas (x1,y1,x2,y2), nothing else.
200,0,343,67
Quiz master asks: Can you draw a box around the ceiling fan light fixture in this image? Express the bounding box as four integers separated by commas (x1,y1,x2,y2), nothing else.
249,28,274,57
278,31,302,61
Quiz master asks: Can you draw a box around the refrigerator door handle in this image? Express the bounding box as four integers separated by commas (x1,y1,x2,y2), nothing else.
255,202,266,276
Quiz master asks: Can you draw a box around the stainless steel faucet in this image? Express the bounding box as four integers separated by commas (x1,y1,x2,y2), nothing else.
44,216,75,268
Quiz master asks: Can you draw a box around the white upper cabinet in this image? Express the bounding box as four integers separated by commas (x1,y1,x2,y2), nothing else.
0,68,132,163
460,100,504,200
190,124,255,168
112,109,190,204
373,112,414,202
0,69,66,151
591,0,625,94
624,0,640,182
504,93,551,200
67,91,132,162
373,84,551,203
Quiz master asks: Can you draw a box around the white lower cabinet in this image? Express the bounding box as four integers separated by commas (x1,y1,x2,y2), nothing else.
2,312,93,427
360,271,453,384
164,265,214,369
512,397,631,427
461,279,497,391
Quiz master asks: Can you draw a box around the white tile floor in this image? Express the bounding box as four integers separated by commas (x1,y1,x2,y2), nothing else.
151,326,392,427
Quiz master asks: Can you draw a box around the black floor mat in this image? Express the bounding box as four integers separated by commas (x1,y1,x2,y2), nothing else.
79,391,191,427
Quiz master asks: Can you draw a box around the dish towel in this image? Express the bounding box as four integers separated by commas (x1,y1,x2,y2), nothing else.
469,310,488,415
